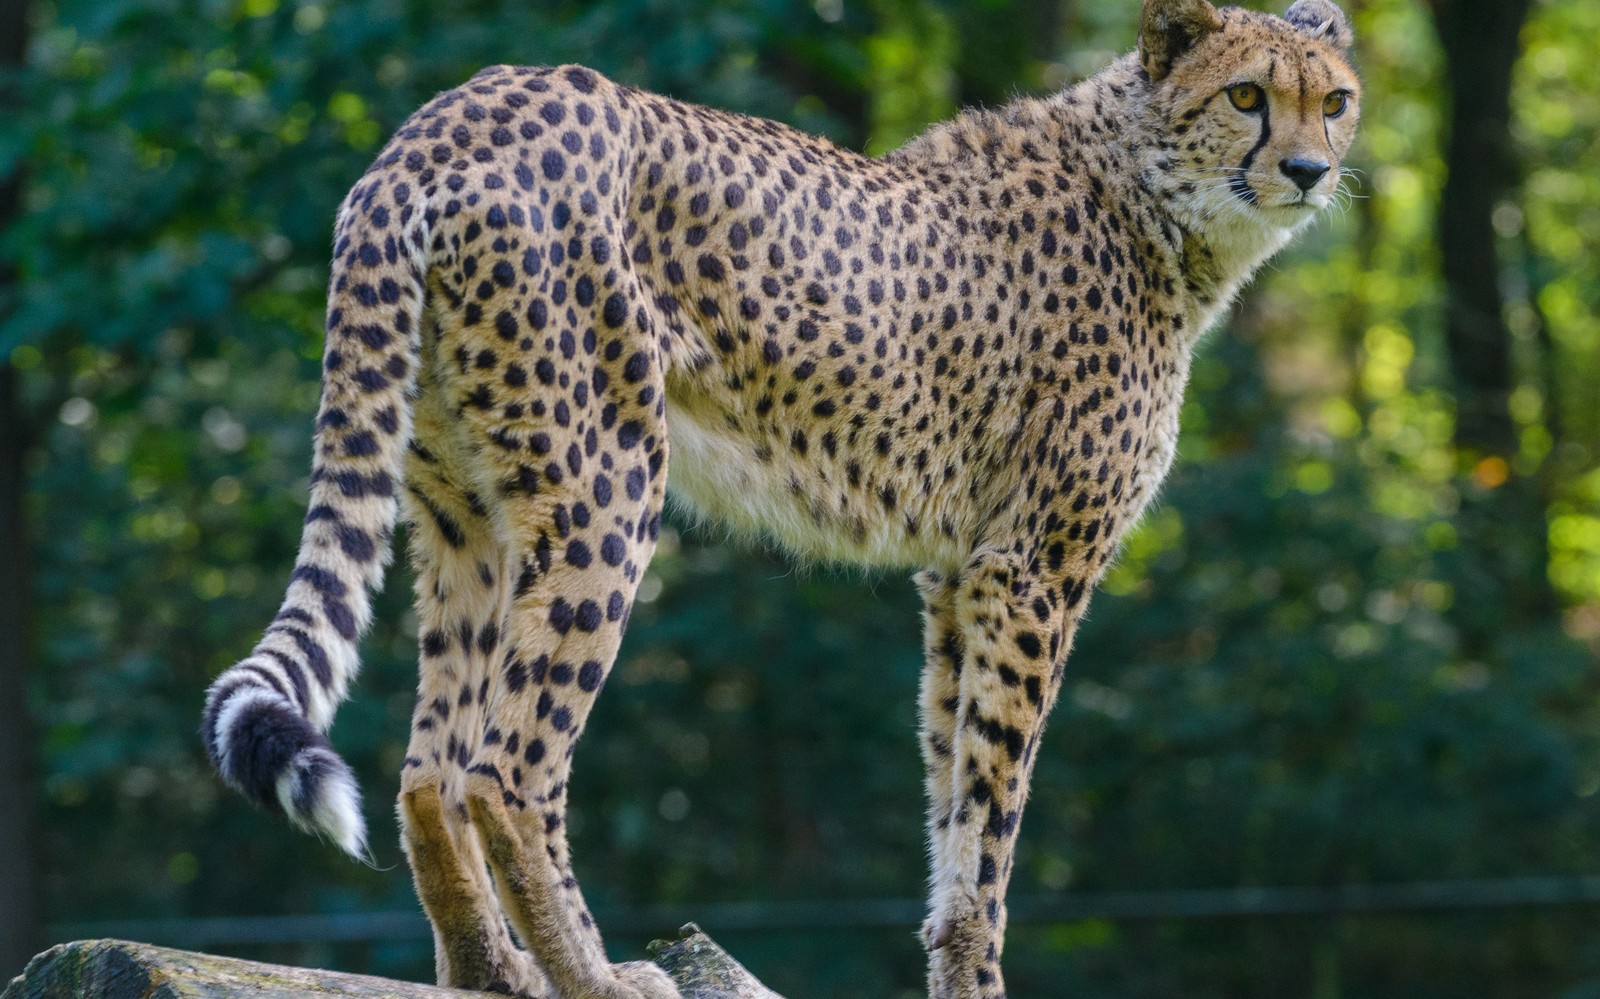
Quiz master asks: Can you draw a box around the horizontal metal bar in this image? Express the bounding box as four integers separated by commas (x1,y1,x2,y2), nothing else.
47,875,1600,949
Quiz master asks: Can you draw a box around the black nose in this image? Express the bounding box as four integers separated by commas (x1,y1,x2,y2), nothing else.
1279,157,1331,192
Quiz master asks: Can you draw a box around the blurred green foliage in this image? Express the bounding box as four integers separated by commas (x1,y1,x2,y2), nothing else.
4,0,1600,997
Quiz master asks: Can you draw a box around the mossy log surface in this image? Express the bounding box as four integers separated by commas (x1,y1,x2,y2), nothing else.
647,924,785,999
4,924,786,999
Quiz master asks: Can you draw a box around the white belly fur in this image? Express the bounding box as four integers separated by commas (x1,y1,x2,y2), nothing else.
664,406,967,570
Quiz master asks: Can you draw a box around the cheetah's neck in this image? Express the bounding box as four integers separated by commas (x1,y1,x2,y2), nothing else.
1092,57,1307,329
900,55,1307,341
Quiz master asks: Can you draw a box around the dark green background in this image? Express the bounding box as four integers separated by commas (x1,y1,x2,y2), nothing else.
4,0,1600,996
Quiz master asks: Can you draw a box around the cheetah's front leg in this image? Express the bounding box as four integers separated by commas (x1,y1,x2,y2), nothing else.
914,568,964,952
922,548,1077,999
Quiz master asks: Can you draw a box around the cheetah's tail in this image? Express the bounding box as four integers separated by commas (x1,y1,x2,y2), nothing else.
201,177,432,859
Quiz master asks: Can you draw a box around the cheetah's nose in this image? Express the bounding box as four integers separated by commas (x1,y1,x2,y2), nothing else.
1279,157,1331,192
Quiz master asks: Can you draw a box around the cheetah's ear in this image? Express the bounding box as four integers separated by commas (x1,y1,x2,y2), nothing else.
1284,0,1352,52
1139,0,1224,82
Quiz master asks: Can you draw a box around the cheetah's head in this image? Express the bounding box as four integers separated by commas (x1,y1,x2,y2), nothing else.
1139,0,1360,230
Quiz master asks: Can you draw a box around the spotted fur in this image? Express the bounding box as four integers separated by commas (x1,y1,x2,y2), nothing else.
201,1,1359,995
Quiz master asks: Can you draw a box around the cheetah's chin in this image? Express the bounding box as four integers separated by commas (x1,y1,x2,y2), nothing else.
1254,198,1329,227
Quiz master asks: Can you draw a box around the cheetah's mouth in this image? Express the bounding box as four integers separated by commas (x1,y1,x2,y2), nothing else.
1231,177,1322,213
1286,185,1337,211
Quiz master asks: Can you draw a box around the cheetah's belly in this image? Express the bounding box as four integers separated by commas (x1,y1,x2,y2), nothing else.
664,404,969,570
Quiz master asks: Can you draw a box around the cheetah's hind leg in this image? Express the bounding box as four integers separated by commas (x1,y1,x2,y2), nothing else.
402,781,550,996
454,269,678,998
458,448,680,998
398,409,551,997
467,784,678,999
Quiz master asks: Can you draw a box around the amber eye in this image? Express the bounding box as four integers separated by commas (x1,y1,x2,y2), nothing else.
1227,83,1265,112
1323,90,1350,117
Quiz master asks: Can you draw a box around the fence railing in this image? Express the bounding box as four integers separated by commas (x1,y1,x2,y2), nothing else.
47,874,1600,949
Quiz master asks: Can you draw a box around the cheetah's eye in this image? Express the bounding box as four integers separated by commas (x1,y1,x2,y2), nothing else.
1227,83,1265,113
1322,91,1350,118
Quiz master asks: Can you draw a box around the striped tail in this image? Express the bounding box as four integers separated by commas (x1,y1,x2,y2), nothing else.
202,171,431,858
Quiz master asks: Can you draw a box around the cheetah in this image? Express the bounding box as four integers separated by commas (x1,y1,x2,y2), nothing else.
200,0,1360,995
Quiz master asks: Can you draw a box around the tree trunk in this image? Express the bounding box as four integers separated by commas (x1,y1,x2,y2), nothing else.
1431,0,1531,456
0,365,37,982
0,0,41,979
1428,0,1553,649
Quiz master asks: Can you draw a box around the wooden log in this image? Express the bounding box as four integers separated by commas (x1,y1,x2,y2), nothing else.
1,939,494,999
3,926,786,999
648,923,786,998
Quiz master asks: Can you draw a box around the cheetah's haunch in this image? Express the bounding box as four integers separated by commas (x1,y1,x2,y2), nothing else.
202,0,1359,995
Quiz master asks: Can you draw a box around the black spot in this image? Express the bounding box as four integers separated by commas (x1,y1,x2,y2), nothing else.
336,524,376,562
422,630,449,657
603,292,629,328
623,352,650,383
342,431,379,457
541,149,565,181
578,661,603,692
564,66,597,93
505,657,528,693
523,738,546,764
477,621,499,655
574,600,602,632
354,367,389,392
566,539,592,568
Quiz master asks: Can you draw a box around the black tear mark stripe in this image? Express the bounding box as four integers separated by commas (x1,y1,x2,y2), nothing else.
1228,55,1280,204
1232,78,1274,205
